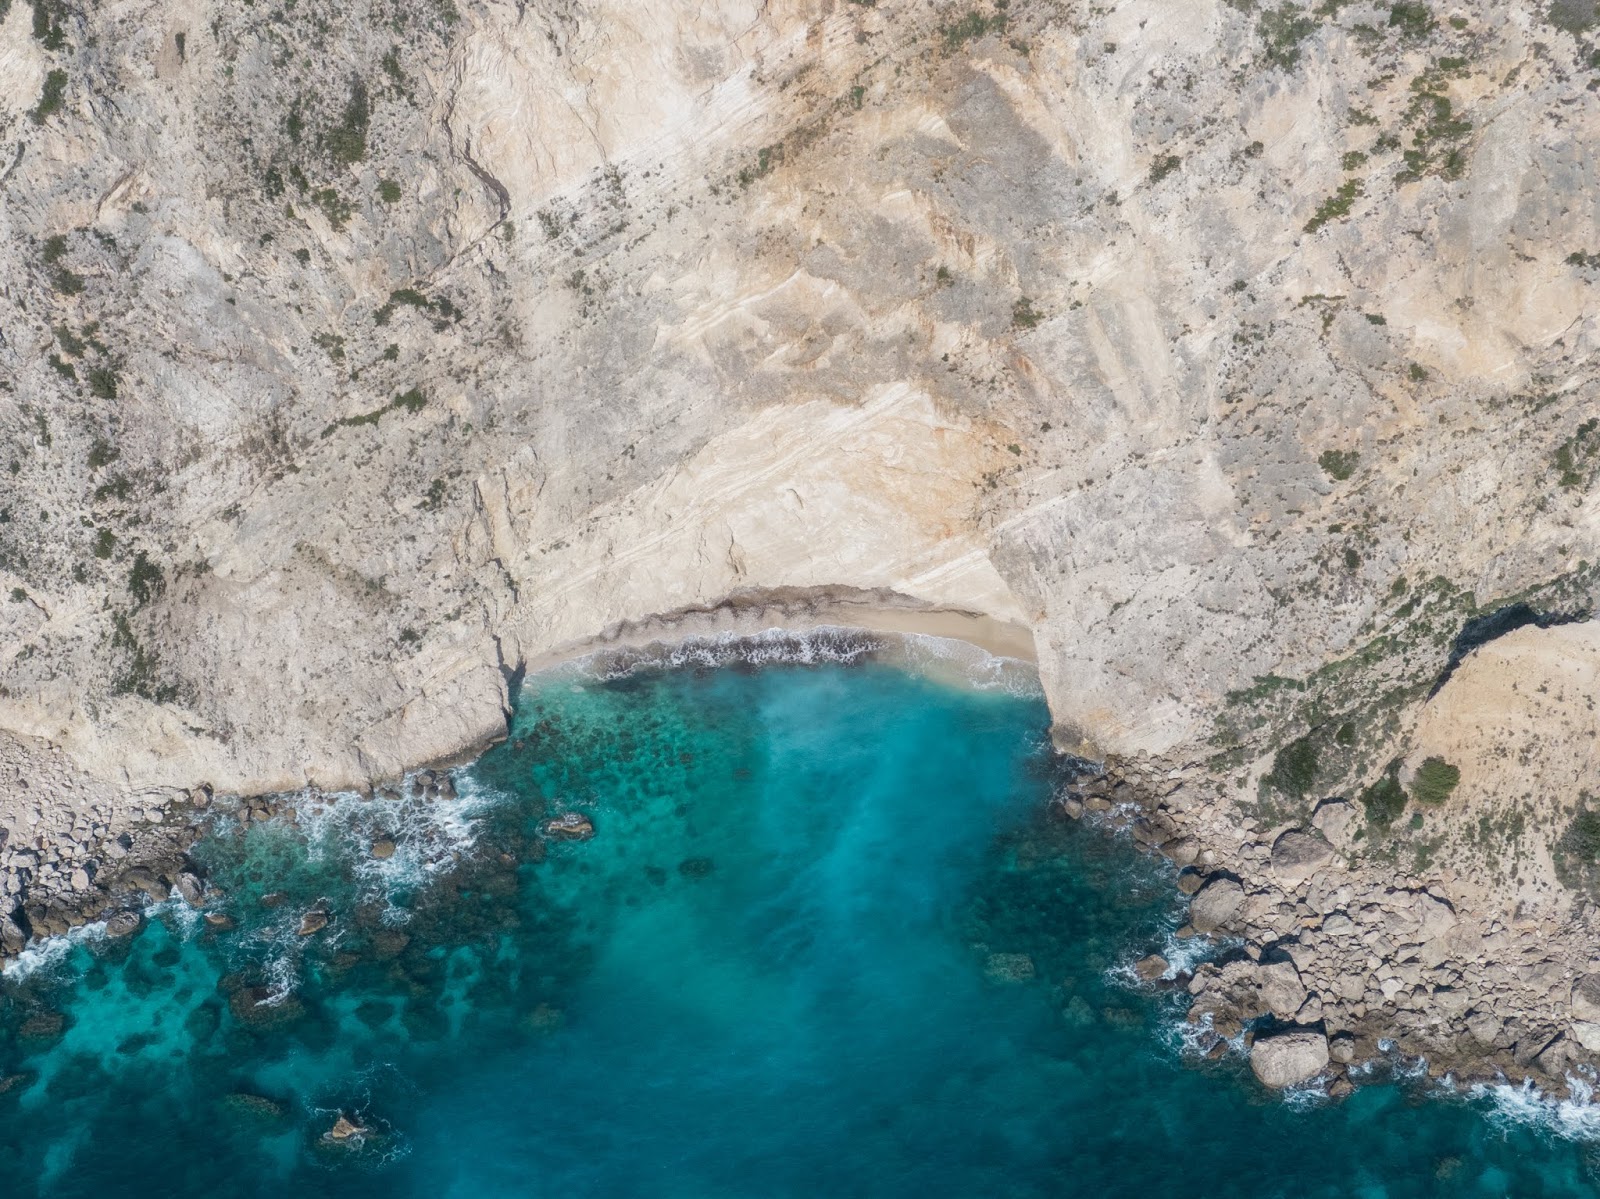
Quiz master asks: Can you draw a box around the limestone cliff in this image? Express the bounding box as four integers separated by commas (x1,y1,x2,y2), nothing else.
2,0,1600,1085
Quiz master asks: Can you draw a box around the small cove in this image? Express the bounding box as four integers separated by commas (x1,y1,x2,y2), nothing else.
1,634,1597,1197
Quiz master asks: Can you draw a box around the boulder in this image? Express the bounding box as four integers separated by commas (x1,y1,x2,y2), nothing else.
104,911,143,938
116,867,170,902
175,872,205,909
327,1115,365,1142
1328,1032,1356,1063
371,838,397,861
1570,1020,1600,1053
1259,958,1307,1021
1270,830,1334,884
1413,892,1457,941
297,909,331,936
1571,973,1600,1022
1249,1027,1330,1088
1189,877,1245,933
1311,799,1357,845
541,813,595,842
1133,953,1169,982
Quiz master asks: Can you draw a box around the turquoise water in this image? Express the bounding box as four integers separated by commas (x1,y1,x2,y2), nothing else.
2,646,1598,1197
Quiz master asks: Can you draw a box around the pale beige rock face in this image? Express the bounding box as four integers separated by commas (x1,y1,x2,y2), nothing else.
1407,622,1600,904
0,0,1597,953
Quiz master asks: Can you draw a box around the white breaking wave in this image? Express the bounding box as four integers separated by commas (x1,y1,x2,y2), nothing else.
542,624,1043,697
1481,1075,1600,1141
1,917,107,981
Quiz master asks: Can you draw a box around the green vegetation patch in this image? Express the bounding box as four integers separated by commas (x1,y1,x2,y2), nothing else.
1388,1,1435,38
1554,798,1600,893
1148,154,1182,185
1259,4,1319,69
1012,297,1042,330
1304,178,1363,233
320,387,429,438
940,8,1007,54
32,68,67,124
1361,765,1408,828
1410,756,1460,804
1265,735,1320,798
325,77,371,165
1554,417,1600,489
1318,448,1360,481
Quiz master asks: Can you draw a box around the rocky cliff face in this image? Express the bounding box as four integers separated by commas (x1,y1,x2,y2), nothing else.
1,0,1599,1085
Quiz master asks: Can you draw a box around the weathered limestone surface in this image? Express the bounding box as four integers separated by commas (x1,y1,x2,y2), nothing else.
1,0,1599,1090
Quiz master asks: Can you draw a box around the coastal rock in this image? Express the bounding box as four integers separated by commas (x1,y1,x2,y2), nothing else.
1134,954,1169,982
116,867,170,903
1270,831,1334,885
175,872,205,909
541,813,595,843
371,838,397,861
327,1115,366,1142
297,909,332,936
104,911,143,938
1189,878,1245,934
1572,1022,1600,1054
1175,870,1206,896
1249,1028,1330,1089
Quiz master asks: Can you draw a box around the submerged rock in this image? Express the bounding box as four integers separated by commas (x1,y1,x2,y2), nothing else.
17,1011,67,1044
0,1071,37,1097
1250,1028,1330,1088
221,1092,287,1123
984,953,1036,984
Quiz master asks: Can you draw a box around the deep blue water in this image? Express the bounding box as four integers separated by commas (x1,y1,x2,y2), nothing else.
2,646,1598,1197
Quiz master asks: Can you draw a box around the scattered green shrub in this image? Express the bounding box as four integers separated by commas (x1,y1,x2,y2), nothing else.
32,68,67,123
1148,154,1182,184
1360,767,1408,828
941,8,1007,54
87,365,119,399
1266,735,1319,798
86,438,118,469
1305,178,1363,233
326,76,370,165
1260,4,1318,69
1012,297,1042,329
1410,756,1460,805
1318,448,1359,480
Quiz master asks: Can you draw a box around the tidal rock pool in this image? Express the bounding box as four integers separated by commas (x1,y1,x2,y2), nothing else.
1,637,1597,1197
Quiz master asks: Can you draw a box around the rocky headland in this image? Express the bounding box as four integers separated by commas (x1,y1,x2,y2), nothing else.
2,0,1599,1094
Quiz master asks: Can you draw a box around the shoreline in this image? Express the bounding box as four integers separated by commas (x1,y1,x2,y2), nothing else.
6,610,1600,1114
